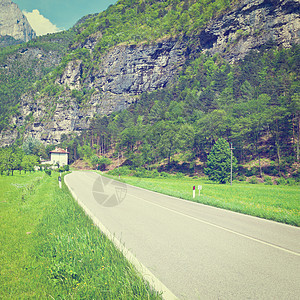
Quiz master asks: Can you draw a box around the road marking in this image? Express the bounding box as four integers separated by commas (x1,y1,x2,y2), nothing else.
72,172,300,257
64,174,178,300
127,192,300,257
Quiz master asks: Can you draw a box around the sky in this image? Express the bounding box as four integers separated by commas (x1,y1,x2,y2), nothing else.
14,0,117,36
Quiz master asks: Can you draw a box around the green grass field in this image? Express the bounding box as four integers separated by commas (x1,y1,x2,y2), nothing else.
0,172,161,299
114,176,300,227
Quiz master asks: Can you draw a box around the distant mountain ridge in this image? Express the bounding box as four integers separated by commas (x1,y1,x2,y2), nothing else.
0,0,36,46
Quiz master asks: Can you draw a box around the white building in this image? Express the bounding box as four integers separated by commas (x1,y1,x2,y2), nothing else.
50,148,69,166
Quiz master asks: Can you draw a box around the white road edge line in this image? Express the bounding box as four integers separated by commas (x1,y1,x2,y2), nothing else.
127,192,300,257
65,176,178,300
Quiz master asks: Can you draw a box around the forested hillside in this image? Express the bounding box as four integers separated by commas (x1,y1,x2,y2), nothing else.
60,44,299,179
0,30,76,131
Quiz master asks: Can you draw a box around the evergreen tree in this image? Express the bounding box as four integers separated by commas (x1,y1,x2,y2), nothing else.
204,138,237,184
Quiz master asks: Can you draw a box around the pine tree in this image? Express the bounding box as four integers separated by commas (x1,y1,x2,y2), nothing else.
205,138,237,184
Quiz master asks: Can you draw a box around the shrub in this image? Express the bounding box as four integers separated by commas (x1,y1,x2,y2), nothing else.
135,168,148,178
45,169,51,176
63,165,70,171
286,178,297,186
276,177,287,185
263,176,273,185
58,166,65,172
160,172,171,178
237,165,246,176
249,177,258,184
264,166,279,176
176,172,184,179
237,175,247,182
151,169,160,178
245,169,253,176
245,168,259,177
292,169,300,182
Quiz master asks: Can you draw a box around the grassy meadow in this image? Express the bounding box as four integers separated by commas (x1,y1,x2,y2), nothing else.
113,176,300,227
0,171,161,299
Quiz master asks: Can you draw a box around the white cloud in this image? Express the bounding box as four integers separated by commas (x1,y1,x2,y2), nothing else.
23,9,60,36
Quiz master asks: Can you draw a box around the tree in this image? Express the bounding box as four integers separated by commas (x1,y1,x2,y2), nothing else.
22,136,44,156
205,138,237,184
156,121,180,165
290,93,300,161
9,148,23,175
90,154,111,170
21,155,38,173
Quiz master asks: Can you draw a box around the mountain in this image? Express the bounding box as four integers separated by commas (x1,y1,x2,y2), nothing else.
0,0,36,47
0,0,299,154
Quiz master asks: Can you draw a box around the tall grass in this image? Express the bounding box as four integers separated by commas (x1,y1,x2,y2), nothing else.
115,176,300,227
0,172,162,299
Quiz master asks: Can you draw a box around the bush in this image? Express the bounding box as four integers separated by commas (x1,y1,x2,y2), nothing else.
64,165,70,171
135,168,148,178
245,168,259,177
276,177,287,185
286,178,297,186
45,169,51,176
264,166,279,176
236,165,246,176
58,166,65,173
176,172,184,179
237,175,247,182
108,166,132,176
292,169,300,182
263,176,273,185
151,169,160,178
249,176,258,184
160,172,171,178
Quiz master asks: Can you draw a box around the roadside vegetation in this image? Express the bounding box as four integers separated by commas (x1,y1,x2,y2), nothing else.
0,171,161,299
104,174,300,227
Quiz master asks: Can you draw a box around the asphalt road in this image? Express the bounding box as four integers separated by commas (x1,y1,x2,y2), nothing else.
65,171,300,300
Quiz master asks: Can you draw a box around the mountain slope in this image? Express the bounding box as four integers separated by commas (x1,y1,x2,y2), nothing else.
0,0,299,149
0,30,76,134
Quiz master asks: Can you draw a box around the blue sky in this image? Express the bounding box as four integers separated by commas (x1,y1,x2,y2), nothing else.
14,0,117,35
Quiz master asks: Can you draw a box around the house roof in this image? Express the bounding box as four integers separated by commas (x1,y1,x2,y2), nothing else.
50,148,69,154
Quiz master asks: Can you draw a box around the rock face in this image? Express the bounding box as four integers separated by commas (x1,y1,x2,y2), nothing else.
0,0,299,146
0,0,36,43
89,40,186,94
55,60,83,90
197,0,300,62
3,38,188,146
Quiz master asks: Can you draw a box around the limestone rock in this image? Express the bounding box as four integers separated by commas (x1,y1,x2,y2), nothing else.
197,0,300,62
0,0,36,42
56,60,83,90
89,38,187,95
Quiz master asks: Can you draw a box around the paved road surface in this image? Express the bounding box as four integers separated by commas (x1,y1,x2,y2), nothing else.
65,171,300,299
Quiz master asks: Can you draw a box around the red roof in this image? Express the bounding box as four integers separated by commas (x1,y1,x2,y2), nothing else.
50,148,69,154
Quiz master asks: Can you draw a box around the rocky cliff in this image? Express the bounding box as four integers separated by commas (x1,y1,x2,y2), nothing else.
197,0,300,62
0,0,36,44
1,38,188,145
1,0,299,146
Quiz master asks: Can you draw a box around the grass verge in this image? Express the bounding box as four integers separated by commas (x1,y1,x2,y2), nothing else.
108,175,300,227
0,172,162,299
